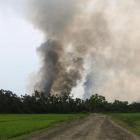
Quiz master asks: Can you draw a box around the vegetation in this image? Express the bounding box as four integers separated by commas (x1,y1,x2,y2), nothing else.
109,113,140,137
2,89,140,138
109,113,140,126
0,114,86,139
0,89,107,114
1,89,140,114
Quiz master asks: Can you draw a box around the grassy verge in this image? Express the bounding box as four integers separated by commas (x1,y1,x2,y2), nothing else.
107,113,140,138
0,114,89,140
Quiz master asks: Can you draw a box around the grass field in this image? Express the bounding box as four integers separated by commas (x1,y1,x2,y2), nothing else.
109,113,140,137
0,114,87,139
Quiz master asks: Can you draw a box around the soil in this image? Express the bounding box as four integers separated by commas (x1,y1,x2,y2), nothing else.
25,114,139,140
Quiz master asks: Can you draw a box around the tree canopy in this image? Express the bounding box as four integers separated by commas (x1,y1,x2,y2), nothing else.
0,89,139,114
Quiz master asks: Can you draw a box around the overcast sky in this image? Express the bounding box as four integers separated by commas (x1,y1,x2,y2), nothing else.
0,0,43,96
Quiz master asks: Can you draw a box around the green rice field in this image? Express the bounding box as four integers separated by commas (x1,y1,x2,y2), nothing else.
109,113,140,137
0,114,87,139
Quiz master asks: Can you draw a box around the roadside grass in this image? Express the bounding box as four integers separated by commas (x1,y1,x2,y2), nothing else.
107,113,140,138
0,114,88,139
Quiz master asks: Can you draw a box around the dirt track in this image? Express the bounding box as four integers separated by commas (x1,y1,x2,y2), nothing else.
27,114,139,140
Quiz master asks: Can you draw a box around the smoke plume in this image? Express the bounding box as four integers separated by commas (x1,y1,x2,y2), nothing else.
27,0,140,102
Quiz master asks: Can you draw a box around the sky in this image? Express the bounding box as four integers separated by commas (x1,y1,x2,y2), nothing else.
0,0,43,96
0,0,85,99
1,0,140,102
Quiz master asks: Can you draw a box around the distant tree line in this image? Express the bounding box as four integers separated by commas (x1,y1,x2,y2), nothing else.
0,89,140,114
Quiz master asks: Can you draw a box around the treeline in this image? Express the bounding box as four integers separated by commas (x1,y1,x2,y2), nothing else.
0,89,140,114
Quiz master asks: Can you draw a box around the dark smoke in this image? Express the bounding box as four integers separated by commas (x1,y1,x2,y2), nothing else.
26,0,87,96
26,0,111,97
34,39,82,95
27,0,140,102
35,39,62,94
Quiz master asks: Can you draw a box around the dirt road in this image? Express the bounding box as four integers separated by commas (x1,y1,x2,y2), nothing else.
27,114,139,140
